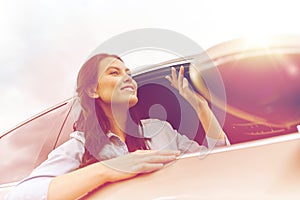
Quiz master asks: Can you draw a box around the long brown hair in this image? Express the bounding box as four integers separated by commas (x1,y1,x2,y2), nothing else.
75,54,148,167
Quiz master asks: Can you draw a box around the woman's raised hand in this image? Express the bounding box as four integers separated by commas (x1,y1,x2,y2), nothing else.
165,66,208,110
101,150,180,182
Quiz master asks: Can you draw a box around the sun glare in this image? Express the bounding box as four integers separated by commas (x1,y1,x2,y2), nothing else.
244,35,270,49
286,63,299,77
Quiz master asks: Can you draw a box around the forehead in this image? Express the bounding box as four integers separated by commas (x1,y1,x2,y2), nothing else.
98,57,126,74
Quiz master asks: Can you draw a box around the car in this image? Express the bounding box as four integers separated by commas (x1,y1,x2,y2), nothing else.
1,35,300,199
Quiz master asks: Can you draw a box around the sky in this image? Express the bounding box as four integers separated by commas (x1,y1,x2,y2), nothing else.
1,0,300,133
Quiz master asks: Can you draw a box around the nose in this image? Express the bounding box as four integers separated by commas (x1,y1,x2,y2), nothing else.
123,73,133,83
123,73,137,88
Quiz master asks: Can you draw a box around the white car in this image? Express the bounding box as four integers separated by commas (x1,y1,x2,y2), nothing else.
1,35,300,199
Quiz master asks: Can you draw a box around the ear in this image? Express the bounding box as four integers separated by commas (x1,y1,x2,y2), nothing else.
85,86,99,99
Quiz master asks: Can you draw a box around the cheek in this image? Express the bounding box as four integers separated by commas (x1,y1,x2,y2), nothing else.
98,89,112,102
97,79,119,101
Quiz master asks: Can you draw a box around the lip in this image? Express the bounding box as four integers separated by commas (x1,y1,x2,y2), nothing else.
120,85,136,92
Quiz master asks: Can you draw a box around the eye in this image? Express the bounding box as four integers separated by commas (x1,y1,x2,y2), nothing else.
109,70,119,75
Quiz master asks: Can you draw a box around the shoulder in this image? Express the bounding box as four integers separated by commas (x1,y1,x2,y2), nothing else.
70,131,85,144
141,118,170,129
141,118,165,125
56,131,85,151
48,131,85,159
140,118,174,138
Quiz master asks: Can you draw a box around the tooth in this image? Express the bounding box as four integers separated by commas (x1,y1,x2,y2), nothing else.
124,87,133,91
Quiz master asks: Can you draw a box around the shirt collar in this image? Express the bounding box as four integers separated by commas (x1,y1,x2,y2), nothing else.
106,128,151,140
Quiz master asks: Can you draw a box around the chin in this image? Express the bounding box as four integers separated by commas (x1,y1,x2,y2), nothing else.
129,96,138,108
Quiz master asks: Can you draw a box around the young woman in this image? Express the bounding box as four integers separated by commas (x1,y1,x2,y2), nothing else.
6,54,230,199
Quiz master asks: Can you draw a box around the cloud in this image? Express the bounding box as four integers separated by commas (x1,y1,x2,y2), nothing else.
1,0,300,133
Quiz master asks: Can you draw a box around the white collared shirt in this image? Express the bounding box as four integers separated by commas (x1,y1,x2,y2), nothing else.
6,119,230,200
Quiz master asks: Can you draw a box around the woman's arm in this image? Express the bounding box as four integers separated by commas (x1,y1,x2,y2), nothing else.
6,135,85,200
6,131,179,200
48,149,179,199
47,161,109,199
165,66,228,143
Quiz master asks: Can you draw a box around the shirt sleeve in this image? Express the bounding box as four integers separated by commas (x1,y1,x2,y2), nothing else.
166,121,230,152
162,121,207,153
142,119,205,153
5,131,85,200
142,119,229,154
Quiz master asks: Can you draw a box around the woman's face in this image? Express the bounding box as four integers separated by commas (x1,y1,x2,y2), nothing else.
94,56,138,108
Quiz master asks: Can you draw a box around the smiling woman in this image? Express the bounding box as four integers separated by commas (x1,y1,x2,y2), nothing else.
5,53,229,200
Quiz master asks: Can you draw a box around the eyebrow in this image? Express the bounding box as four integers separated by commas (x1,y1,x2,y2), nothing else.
106,66,131,73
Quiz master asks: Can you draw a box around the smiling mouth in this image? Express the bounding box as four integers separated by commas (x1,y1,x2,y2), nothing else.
120,85,135,92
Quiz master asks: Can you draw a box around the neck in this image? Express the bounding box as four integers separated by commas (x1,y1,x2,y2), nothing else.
100,102,129,142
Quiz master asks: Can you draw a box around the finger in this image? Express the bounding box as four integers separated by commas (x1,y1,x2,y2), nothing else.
165,76,178,89
135,149,180,156
182,77,189,89
171,67,177,82
158,150,181,156
144,155,177,164
139,163,164,173
165,75,173,85
153,150,181,156
178,66,184,94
